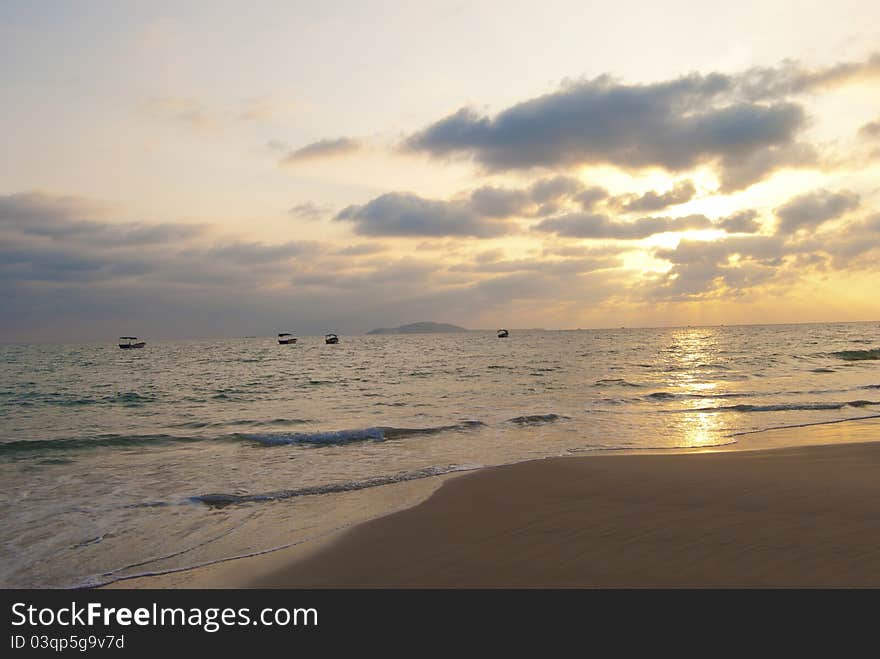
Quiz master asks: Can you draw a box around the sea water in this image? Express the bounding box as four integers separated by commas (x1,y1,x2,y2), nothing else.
1,322,878,586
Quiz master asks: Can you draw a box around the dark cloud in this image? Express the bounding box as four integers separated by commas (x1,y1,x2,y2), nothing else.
859,118,880,139
405,55,880,190
335,192,514,237
0,192,206,244
0,243,151,283
334,177,616,238
775,189,860,234
0,192,105,237
717,209,762,234
334,243,387,256
529,175,585,204
655,236,786,265
283,137,361,163
575,187,609,211
207,241,320,264
717,142,818,192
406,74,809,190
618,180,696,212
533,212,713,239
468,186,531,218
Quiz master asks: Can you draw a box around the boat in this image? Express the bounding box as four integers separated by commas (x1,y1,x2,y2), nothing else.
118,336,146,349
277,332,297,345
324,333,339,344
497,329,509,338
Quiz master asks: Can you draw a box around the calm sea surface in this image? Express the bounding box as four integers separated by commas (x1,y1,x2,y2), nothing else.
2,322,879,586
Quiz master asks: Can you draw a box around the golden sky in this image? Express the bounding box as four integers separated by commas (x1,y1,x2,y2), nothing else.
1,1,879,340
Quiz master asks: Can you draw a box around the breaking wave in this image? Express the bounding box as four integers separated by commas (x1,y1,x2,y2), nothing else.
677,400,880,413
239,421,486,446
193,464,480,508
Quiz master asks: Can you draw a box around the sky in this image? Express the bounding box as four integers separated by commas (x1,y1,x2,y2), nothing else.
1,0,879,341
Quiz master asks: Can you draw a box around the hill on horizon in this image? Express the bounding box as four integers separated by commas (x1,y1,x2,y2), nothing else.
366,321,469,335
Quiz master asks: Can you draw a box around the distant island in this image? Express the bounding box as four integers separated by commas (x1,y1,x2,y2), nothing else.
366,322,469,335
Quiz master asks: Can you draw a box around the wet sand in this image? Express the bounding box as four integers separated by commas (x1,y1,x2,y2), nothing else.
110,420,880,588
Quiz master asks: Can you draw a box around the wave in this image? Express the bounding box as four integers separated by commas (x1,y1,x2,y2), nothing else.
645,391,755,401
193,463,479,508
593,378,642,387
0,433,210,454
646,391,678,400
2,391,157,408
567,438,738,453
240,421,486,446
506,413,570,425
831,348,880,361
169,418,312,430
677,400,880,413
0,419,492,455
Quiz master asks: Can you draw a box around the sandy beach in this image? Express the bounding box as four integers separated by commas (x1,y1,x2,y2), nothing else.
107,418,880,589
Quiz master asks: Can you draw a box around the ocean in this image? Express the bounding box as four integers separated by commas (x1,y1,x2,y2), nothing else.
1,322,879,587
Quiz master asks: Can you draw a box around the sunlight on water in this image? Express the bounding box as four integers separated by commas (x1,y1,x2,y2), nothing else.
681,412,724,448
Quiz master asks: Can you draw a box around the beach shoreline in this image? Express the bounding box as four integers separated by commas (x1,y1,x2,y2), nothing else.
106,418,880,589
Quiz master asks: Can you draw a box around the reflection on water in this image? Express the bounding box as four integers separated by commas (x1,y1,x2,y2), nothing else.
681,411,724,448
668,329,724,448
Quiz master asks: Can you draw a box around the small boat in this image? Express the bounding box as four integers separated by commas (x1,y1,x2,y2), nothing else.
324,333,339,344
497,329,509,338
277,332,297,345
118,336,146,349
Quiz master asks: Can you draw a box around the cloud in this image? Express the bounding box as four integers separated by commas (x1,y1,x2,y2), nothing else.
812,212,880,268
466,176,602,218
335,192,515,238
289,201,333,220
452,255,621,275
207,241,320,265
533,212,713,239
468,186,532,218
575,186,610,211
717,209,762,234
1,191,106,222
859,118,880,139
645,206,880,301
406,76,806,190
529,175,585,204
648,235,787,299
3,189,877,341
334,176,610,238
404,55,880,190
618,180,696,212
717,142,818,192
775,189,860,234
734,53,880,100
283,137,361,163
0,192,206,244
